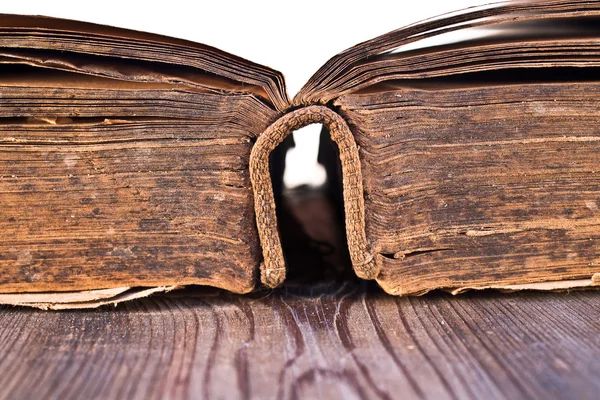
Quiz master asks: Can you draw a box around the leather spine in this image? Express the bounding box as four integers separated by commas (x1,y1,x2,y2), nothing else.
250,105,377,288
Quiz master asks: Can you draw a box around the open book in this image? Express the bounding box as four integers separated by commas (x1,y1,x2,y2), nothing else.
1,1,599,308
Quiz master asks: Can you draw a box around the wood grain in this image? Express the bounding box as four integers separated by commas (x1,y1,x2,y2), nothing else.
1,283,600,399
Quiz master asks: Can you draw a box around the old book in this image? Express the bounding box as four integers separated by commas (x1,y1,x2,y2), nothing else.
1,1,599,308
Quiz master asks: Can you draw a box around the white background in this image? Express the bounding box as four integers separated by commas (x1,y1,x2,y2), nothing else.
2,0,491,187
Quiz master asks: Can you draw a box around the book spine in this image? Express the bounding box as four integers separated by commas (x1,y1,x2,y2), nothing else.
250,106,377,287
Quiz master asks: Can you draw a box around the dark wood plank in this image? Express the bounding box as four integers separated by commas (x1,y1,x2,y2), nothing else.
1,286,600,399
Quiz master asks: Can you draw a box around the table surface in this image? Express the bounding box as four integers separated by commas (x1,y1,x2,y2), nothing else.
1,190,599,400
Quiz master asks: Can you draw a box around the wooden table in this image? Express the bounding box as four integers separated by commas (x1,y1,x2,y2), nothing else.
1,191,599,399
1,284,599,399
